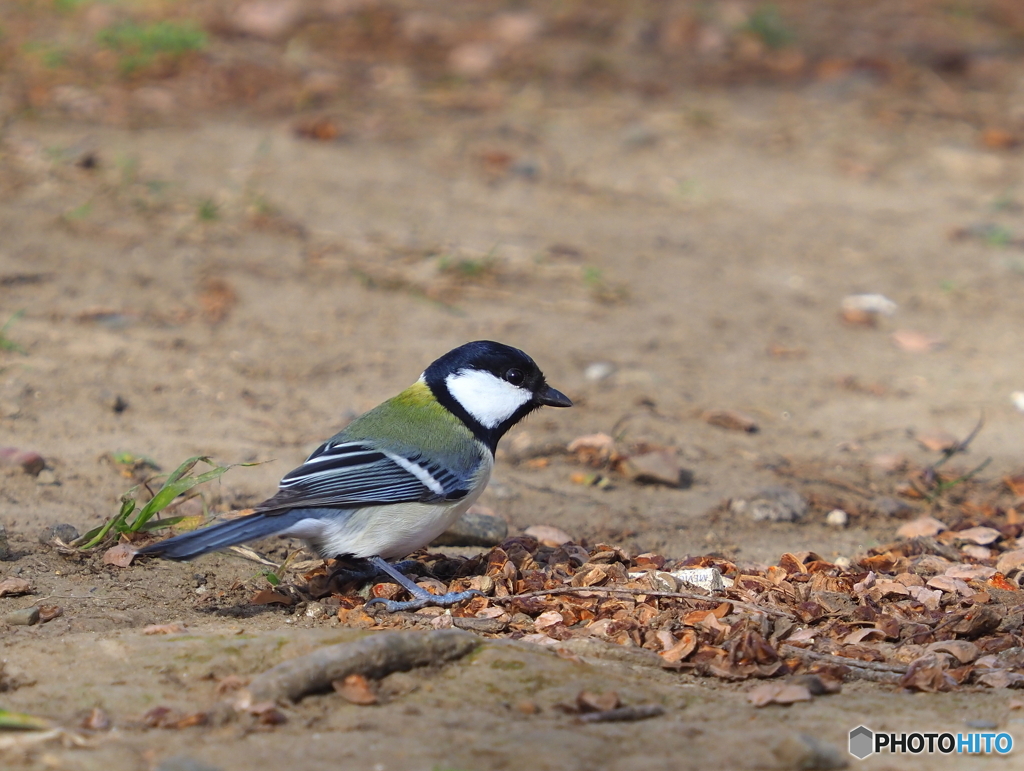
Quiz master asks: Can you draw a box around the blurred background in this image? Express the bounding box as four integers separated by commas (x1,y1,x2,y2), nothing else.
3,0,1024,561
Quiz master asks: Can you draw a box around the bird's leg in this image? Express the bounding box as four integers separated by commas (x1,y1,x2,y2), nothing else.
363,555,481,612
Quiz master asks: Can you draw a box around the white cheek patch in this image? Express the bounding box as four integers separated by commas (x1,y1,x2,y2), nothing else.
446,369,532,429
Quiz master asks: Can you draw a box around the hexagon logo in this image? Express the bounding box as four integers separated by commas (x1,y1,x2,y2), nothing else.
849,726,874,760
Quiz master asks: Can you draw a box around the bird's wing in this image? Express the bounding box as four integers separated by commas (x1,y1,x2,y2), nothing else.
253,440,471,514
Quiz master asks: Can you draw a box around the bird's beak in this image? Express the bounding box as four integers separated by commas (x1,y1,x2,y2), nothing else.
537,385,572,408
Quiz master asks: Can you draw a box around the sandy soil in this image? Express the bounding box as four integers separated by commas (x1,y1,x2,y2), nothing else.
2,82,1023,769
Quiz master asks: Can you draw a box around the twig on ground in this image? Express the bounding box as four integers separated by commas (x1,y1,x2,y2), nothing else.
493,585,795,618
780,644,906,683
238,629,480,706
578,704,665,723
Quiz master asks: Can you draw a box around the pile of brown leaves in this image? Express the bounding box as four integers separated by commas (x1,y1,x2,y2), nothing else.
300,501,1024,697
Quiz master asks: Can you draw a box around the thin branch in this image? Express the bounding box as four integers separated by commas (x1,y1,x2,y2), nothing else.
492,585,795,618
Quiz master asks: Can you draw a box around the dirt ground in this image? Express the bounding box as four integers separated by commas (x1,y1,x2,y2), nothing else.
4,14,1024,769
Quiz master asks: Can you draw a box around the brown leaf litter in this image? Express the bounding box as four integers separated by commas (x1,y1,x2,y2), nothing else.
287,492,1024,699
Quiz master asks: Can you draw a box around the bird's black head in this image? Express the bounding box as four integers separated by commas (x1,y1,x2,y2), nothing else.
423,340,572,453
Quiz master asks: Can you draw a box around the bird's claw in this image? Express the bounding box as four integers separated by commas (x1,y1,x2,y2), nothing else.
364,589,483,614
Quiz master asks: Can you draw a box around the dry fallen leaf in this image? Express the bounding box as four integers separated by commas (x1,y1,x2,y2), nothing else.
976,670,1024,689
843,628,886,644
896,516,947,539
995,549,1024,575
576,690,620,713
523,525,573,547
81,706,111,731
251,589,293,606
197,277,237,325
37,605,63,623
747,682,813,707
944,565,996,580
980,128,1019,150
953,526,1001,545
659,629,697,664
0,577,32,597
927,640,979,664
102,543,137,568
916,430,958,452
567,433,617,465
332,674,378,705
702,409,759,432
891,329,944,352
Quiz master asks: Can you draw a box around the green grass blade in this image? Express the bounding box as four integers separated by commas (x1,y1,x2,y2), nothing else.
0,708,51,730
164,455,208,486
135,514,191,532
79,495,137,549
128,463,231,531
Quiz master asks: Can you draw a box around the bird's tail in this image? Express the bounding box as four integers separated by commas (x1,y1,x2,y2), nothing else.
137,511,299,561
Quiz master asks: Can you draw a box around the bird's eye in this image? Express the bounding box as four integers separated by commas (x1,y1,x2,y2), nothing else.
505,368,525,386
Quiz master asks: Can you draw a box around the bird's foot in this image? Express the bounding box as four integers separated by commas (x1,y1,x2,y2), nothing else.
365,589,482,614
362,555,479,612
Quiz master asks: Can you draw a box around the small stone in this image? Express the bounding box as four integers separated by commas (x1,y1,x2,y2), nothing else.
431,510,507,547
110,395,129,413
965,719,999,730
584,362,615,382
516,699,539,715
840,294,897,326
5,607,40,626
35,469,58,486
305,602,328,620
39,523,79,544
825,509,848,528
772,733,849,770
621,449,690,488
872,497,914,518
1012,392,1024,413
732,487,807,523
0,447,44,476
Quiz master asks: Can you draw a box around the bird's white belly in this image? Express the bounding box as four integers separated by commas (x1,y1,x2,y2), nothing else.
283,455,493,560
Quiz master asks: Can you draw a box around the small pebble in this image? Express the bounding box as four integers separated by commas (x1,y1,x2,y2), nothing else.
516,699,539,715
825,509,848,528
1012,392,1024,413
35,469,58,486
5,606,40,626
732,487,808,523
305,602,329,620
965,719,999,730
872,496,913,518
39,523,79,544
584,362,616,382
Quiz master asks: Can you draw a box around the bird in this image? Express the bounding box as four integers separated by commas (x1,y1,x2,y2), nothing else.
138,340,572,612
